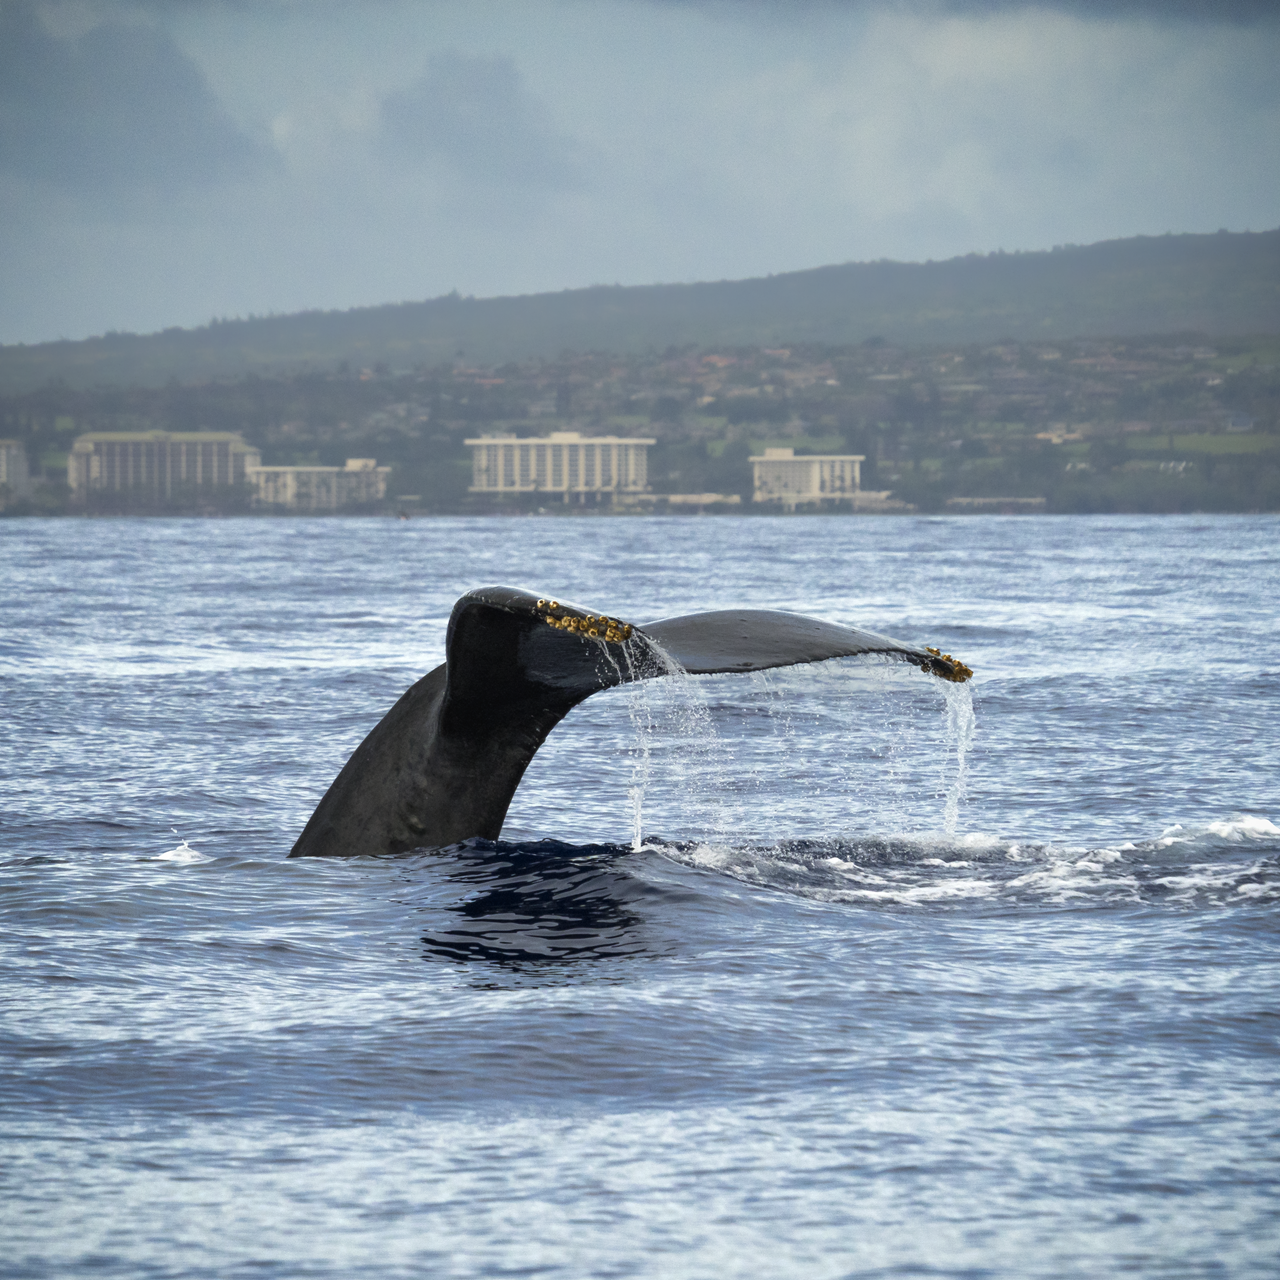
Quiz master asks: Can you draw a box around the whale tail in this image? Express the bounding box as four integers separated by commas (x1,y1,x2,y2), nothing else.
288,586,971,858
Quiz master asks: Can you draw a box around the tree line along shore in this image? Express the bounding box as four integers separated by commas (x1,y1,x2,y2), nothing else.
2,333,1277,516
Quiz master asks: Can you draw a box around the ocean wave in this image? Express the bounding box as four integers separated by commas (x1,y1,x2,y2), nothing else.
153,838,212,863
655,814,1280,909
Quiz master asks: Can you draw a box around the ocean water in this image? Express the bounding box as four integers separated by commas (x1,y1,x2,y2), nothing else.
2,513,1278,1279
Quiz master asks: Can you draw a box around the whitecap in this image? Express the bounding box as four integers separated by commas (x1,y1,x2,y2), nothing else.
1155,815,1277,849
831,879,998,905
1204,815,1279,841
1236,882,1278,899
957,831,1004,851
155,839,210,863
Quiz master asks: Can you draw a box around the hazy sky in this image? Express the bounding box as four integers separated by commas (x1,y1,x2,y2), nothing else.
2,0,1277,344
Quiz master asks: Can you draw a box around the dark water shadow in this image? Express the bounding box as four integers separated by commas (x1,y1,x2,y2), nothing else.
418,838,688,982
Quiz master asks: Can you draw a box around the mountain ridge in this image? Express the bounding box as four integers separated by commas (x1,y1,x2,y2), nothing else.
3,228,1277,392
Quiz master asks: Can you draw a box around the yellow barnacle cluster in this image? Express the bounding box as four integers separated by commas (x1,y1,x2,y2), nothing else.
535,600,633,645
925,645,973,683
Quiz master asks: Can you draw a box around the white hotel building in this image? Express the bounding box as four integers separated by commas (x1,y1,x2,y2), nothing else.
466,432,653,502
68,431,261,497
68,431,389,510
248,458,390,510
751,447,865,509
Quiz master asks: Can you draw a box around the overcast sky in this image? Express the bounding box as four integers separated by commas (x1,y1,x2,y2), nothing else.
1,0,1277,345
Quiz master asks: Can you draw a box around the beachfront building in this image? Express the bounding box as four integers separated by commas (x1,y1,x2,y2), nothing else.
0,440,30,497
466,431,653,502
247,458,390,510
751,447,865,509
68,431,261,498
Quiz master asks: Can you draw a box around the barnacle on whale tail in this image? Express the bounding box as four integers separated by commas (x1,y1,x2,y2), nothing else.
925,646,973,683
535,598,633,645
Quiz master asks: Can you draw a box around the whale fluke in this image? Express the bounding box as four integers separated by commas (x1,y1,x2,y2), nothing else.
288,586,971,859
645,608,964,677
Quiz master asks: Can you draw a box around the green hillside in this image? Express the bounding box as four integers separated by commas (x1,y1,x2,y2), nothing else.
3,228,1277,392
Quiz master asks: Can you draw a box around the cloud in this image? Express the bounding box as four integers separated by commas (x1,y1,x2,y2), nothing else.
946,0,1279,19
0,2,273,192
655,0,1279,21
379,52,583,189
688,6,1280,252
1,0,1276,343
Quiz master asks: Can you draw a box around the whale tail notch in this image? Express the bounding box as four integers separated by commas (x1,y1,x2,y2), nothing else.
287,586,971,858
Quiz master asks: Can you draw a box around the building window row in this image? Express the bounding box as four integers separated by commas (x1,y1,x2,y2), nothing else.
68,432,261,495
466,432,654,496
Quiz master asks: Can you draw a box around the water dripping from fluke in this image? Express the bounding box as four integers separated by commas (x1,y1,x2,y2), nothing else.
942,680,976,837
622,652,974,858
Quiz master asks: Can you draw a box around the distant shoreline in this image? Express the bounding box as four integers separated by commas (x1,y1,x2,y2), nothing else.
5,331,1275,516
6,508,1278,521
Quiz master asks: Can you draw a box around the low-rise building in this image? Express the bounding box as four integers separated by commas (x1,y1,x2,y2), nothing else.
751,447,864,508
620,492,742,511
944,496,1046,513
0,440,31,498
68,431,261,498
466,431,653,502
248,458,390,510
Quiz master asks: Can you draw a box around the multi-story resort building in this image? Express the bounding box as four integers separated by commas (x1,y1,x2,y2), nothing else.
248,458,390,510
68,431,389,511
751,447,865,509
68,431,261,498
466,431,653,502
0,440,30,498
